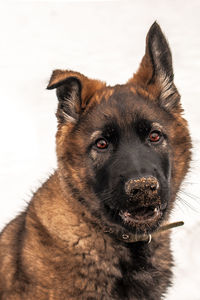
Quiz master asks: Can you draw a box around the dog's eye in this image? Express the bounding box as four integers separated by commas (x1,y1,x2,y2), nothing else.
95,138,108,149
149,131,162,143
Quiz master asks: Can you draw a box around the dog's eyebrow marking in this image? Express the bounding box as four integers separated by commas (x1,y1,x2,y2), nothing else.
151,122,164,131
90,130,102,140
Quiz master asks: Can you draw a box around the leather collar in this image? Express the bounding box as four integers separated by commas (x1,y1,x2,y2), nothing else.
104,221,184,243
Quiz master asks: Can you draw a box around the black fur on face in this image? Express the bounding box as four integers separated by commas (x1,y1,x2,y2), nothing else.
68,86,175,235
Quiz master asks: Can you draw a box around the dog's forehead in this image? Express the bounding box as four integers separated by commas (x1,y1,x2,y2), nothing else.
85,85,167,129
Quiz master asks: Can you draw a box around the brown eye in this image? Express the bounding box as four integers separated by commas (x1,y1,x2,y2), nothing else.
96,138,108,149
149,131,161,143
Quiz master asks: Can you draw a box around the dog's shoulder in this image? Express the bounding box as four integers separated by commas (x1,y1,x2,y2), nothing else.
0,212,26,289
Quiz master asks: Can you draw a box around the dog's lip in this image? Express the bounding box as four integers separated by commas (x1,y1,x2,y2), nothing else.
119,205,162,225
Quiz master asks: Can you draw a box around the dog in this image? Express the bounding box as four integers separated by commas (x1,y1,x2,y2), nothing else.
0,22,191,300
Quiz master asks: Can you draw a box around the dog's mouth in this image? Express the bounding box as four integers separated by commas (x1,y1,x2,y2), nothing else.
102,189,168,234
119,205,162,226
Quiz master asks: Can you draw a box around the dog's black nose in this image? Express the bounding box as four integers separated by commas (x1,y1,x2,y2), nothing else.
125,176,159,196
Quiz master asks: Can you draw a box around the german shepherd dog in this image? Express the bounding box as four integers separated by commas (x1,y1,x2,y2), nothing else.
0,22,191,300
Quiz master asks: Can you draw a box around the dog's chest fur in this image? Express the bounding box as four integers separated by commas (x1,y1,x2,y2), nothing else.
62,236,171,300
65,232,172,300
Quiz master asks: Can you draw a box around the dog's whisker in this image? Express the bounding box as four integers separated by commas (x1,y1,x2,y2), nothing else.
176,195,200,213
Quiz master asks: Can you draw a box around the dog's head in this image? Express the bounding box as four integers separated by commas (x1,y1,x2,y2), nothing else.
47,23,191,236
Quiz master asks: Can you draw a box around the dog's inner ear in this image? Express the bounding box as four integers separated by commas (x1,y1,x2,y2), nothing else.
47,70,105,123
129,22,180,112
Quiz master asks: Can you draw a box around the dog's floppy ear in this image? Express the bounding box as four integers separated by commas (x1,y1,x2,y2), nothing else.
129,22,180,112
47,70,105,123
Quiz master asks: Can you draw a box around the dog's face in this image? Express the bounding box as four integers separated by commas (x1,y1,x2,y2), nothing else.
81,88,171,234
47,23,191,236
68,87,173,234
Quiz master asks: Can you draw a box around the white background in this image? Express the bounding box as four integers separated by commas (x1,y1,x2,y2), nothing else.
0,1,200,299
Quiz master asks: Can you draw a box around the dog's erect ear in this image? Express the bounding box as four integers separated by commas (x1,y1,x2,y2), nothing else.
47,70,105,123
129,22,180,111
